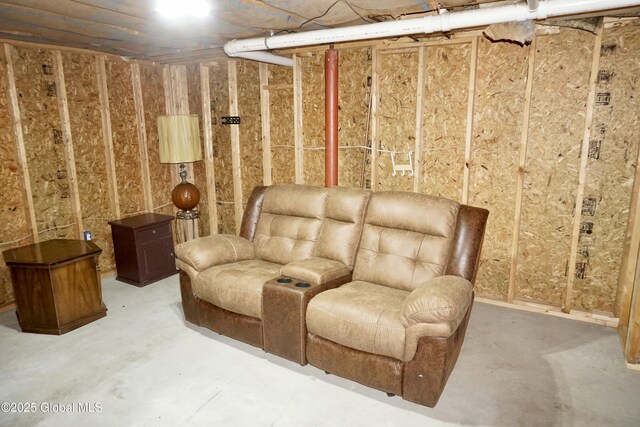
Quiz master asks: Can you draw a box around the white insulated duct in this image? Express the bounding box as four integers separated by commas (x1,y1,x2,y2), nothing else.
224,0,640,66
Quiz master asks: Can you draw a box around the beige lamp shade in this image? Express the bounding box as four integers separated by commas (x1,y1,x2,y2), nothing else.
157,115,202,163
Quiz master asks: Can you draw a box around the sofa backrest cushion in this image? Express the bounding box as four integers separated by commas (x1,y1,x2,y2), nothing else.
353,191,460,291
314,187,371,269
253,184,328,265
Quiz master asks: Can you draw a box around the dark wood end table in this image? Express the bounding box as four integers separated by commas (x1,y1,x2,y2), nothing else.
2,239,107,335
108,213,178,287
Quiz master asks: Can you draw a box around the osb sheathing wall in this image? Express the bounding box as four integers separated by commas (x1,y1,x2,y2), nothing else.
105,59,146,217
268,64,295,185
0,43,176,306
236,61,264,207
377,50,418,192
141,64,173,218
62,51,115,273
423,44,470,202
337,48,370,188
517,31,592,307
467,38,528,301
11,47,76,243
223,22,638,318
0,47,29,306
578,26,640,312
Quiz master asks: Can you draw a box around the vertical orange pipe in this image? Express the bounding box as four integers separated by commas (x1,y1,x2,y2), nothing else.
325,47,339,187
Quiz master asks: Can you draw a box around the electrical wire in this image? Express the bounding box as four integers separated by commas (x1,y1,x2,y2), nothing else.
273,0,375,35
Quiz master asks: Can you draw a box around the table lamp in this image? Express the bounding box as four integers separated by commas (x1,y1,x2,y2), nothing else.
157,114,203,213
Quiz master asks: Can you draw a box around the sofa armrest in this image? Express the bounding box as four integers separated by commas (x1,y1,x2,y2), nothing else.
400,275,473,361
175,234,255,272
401,275,473,328
281,257,350,285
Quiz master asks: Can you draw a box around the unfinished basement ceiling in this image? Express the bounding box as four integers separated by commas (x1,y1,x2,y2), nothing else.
0,1,638,63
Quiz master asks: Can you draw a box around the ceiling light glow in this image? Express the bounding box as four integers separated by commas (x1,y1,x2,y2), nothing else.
156,0,211,19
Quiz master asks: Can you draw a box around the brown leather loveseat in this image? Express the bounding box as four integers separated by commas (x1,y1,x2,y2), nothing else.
176,184,488,407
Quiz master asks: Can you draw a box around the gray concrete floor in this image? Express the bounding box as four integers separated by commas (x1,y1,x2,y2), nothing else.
1,274,639,427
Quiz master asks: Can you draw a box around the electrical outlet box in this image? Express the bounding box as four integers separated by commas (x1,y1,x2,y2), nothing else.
221,116,241,125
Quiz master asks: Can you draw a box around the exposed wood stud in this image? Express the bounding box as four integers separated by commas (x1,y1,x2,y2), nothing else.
508,39,537,304
259,63,273,186
169,64,198,239
174,66,190,113
564,22,604,314
162,65,173,114
462,37,478,205
53,50,83,239
370,48,380,191
325,48,339,188
625,242,640,362
227,60,243,232
617,140,640,329
476,297,619,328
175,65,194,183
130,63,154,212
199,64,218,233
3,43,38,242
161,64,179,216
169,65,180,113
413,46,426,194
293,54,304,184
96,55,120,219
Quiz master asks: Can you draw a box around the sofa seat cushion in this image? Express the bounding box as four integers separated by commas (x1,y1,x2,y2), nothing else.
281,257,350,285
193,260,282,319
306,281,408,361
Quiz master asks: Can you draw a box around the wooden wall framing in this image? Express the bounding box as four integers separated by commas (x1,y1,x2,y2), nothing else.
508,38,537,304
131,63,154,213
293,54,304,184
2,43,37,242
199,64,218,233
227,60,243,231
0,41,174,305
257,24,640,335
96,55,120,219
259,63,272,186
52,50,83,239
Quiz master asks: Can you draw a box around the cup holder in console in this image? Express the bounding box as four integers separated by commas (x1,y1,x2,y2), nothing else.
295,282,311,288
277,277,293,283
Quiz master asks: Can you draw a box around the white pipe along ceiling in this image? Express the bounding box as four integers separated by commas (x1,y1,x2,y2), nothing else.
224,0,640,66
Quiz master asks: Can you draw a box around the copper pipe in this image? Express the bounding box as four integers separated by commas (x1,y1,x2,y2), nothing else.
325,46,339,187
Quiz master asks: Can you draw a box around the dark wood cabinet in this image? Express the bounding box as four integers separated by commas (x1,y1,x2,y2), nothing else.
2,239,106,335
108,213,178,287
